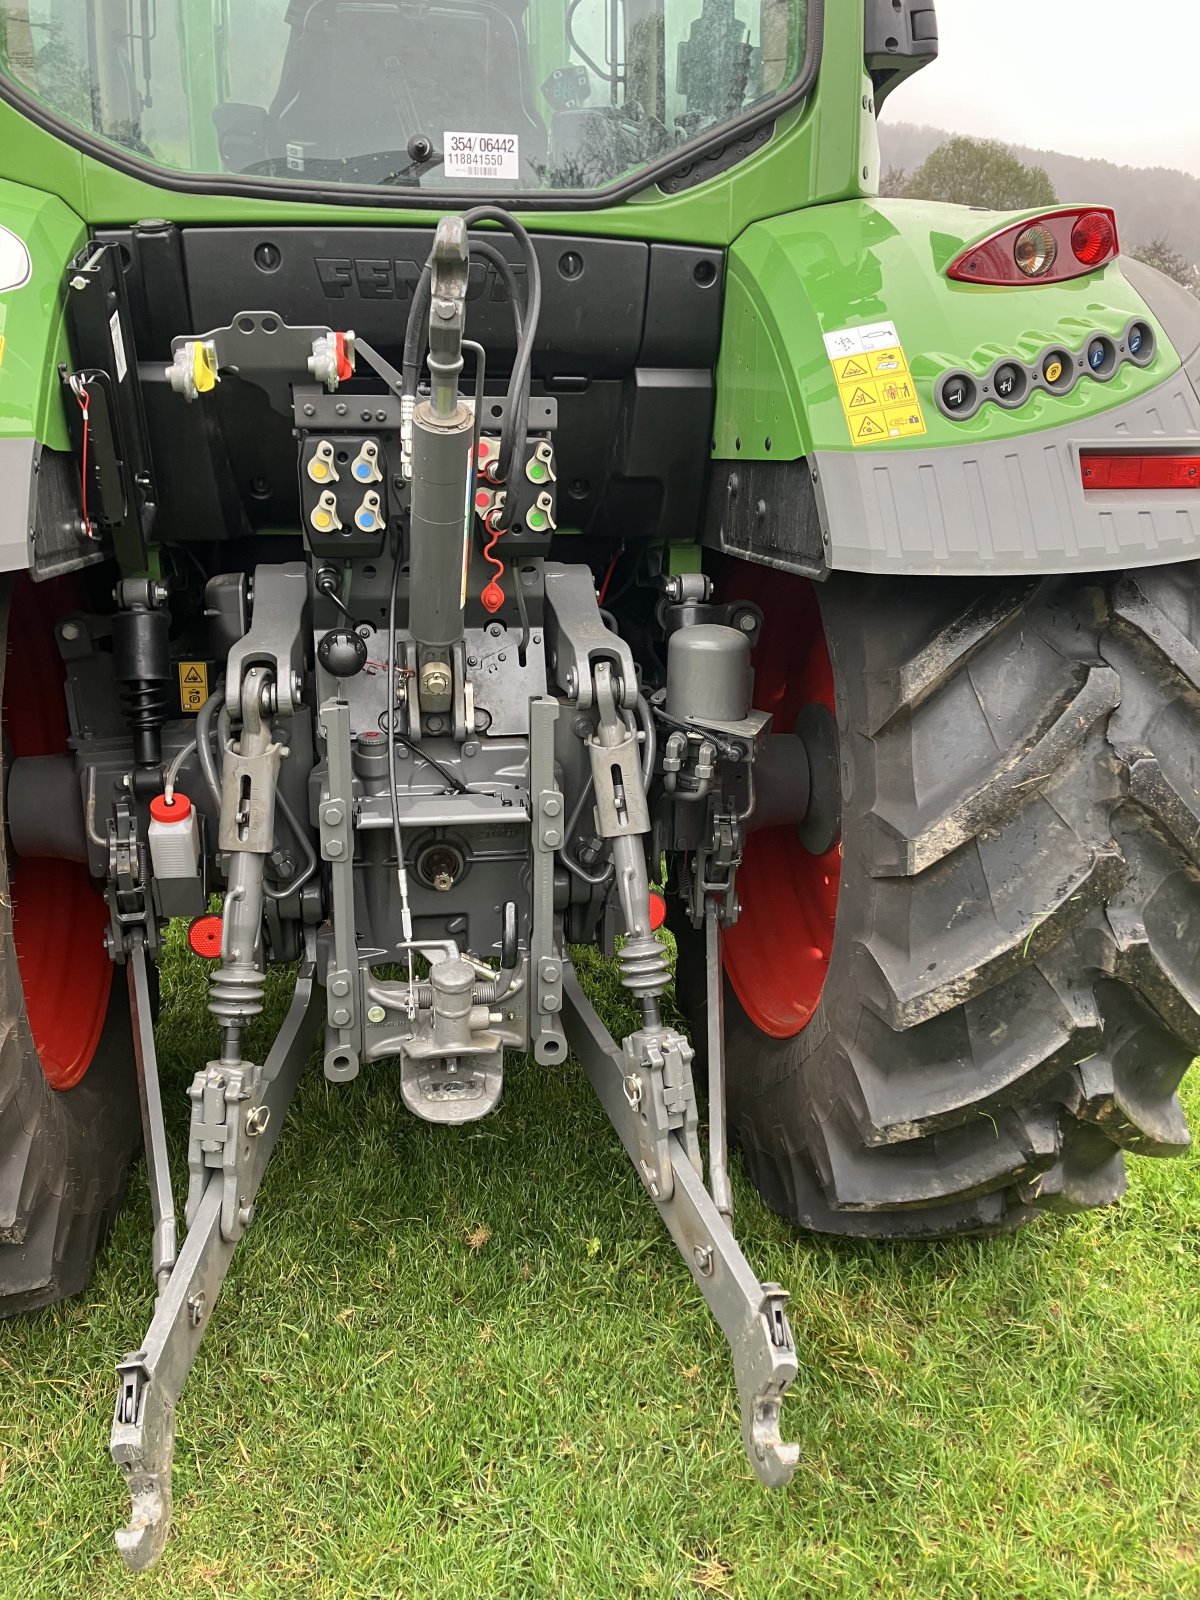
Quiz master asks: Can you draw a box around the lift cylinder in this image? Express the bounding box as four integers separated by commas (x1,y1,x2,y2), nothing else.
408,401,474,649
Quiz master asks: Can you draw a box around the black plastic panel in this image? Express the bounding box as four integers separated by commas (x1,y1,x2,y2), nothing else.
139,369,253,543
639,246,725,367
701,459,828,579
91,225,725,544
179,228,653,377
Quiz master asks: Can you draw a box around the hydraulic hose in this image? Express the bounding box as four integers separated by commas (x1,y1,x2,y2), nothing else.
194,688,223,806
400,206,542,521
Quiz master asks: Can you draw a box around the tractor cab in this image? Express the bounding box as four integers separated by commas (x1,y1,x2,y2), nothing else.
1,0,821,195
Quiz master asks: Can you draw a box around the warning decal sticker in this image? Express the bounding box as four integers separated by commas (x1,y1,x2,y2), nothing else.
822,321,927,446
178,661,209,714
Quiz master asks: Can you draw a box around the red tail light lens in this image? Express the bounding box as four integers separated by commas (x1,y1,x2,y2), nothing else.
948,208,1120,285
1071,210,1116,266
1081,452,1200,491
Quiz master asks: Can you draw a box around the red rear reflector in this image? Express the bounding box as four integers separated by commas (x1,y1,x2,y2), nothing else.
1081,453,1200,490
188,914,223,958
648,892,667,931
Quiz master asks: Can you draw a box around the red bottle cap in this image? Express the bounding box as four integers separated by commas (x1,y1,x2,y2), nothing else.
150,792,192,824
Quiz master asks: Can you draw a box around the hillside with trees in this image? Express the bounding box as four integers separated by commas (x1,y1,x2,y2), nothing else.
880,121,1200,289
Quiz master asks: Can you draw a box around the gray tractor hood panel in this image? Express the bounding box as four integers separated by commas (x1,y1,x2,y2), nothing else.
0,437,105,579
0,436,37,572
815,369,1200,577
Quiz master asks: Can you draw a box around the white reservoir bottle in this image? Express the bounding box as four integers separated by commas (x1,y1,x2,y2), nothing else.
148,792,201,879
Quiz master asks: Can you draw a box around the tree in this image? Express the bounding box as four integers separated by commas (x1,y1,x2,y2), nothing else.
904,136,1058,211
879,164,909,199
1130,237,1200,297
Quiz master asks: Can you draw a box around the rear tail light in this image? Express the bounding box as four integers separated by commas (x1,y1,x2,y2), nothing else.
1080,452,1200,491
948,208,1119,285
1071,210,1116,266
1014,224,1057,279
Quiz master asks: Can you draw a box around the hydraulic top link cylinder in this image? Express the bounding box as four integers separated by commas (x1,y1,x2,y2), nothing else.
409,217,472,651
409,401,474,649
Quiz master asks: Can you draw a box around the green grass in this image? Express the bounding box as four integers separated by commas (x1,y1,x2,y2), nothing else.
1,927,1198,1599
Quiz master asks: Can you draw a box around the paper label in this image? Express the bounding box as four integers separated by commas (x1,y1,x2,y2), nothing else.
444,132,520,181
823,321,926,446
109,309,128,383
823,320,901,359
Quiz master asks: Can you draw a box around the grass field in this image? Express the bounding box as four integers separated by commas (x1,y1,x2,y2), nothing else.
1,926,1198,1599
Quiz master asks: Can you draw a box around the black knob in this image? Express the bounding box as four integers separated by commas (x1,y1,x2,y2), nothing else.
318,628,368,678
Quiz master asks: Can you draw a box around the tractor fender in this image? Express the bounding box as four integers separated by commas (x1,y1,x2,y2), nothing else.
708,198,1200,578
0,178,88,577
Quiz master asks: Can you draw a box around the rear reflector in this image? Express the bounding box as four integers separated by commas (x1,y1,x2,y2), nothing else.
1081,453,1200,490
187,914,223,958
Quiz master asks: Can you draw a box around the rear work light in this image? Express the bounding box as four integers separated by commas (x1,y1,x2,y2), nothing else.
948,208,1120,285
1080,452,1200,490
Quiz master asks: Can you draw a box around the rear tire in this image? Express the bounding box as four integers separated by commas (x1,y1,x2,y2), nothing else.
703,562,1200,1238
0,578,141,1314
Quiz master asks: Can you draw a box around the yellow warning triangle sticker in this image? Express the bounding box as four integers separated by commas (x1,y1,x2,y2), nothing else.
847,387,876,409
856,414,885,439
838,357,869,380
183,666,204,684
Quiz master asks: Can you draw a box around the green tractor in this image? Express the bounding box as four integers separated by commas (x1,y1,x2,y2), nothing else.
2,0,1198,1568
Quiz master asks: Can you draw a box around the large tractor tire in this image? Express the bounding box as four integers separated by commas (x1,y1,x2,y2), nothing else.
0,577,140,1313
704,560,1200,1238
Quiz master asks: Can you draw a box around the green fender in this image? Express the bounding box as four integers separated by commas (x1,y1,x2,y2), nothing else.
714,197,1184,461
0,177,85,447
0,179,87,573
711,199,1200,576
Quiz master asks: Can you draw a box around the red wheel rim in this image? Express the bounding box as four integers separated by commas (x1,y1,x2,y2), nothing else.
721,565,840,1039
4,576,112,1090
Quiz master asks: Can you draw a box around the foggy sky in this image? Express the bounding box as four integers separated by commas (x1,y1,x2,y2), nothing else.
892,1,1200,178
